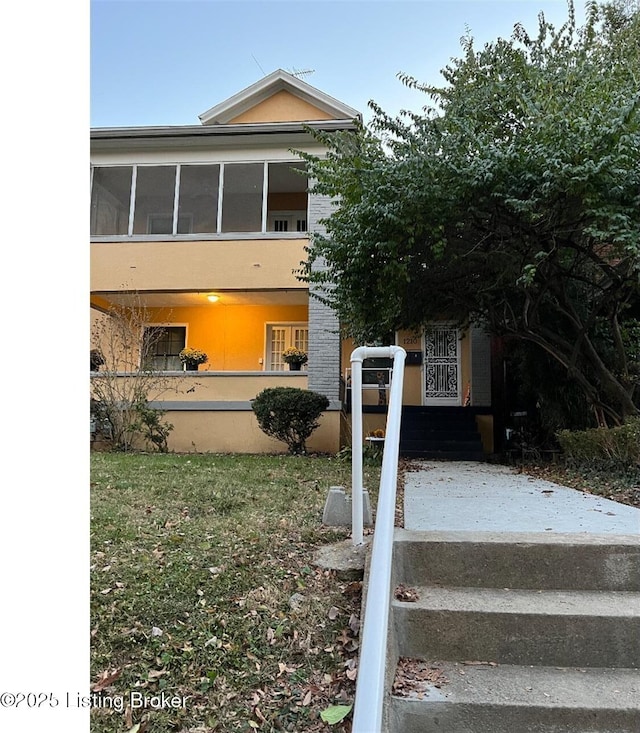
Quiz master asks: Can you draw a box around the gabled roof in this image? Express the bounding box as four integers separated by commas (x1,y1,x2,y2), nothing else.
198,69,361,125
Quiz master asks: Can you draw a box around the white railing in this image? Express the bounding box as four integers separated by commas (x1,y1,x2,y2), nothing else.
350,345,406,732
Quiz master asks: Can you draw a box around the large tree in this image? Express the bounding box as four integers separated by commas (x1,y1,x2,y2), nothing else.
299,0,639,426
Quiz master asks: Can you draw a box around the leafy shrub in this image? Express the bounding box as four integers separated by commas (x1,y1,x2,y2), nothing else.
251,387,329,454
90,396,173,453
133,400,174,453
557,418,640,470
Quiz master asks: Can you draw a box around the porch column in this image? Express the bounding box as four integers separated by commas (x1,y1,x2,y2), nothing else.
307,193,341,404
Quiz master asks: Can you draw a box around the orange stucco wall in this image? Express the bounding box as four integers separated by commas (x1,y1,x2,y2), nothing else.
229,90,333,124
162,409,340,454
91,239,308,293
142,303,307,371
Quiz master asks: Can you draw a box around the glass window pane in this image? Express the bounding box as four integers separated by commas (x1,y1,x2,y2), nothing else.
143,326,185,371
221,163,263,232
267,162,307,232
178,165,220,234
90,167,132,235
269,327,287,371
133,166,177,235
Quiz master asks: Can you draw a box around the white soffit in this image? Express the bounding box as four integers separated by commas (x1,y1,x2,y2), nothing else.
198,69,361,125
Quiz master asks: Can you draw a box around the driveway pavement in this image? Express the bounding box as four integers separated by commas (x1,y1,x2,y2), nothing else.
404,461,639,535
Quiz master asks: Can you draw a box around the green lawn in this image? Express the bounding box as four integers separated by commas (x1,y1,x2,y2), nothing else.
90,452,381,733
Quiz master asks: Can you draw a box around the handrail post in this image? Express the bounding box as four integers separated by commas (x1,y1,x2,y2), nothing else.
351,345,406,732
351,348,366,546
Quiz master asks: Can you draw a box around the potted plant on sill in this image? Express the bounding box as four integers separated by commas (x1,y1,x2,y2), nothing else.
365,429,385,454
282,347,308,371
179,347,208,371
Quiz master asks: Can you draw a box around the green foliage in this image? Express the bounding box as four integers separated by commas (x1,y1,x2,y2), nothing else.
557,417,640,469
90,398,113,442
251,387,330,454
505,338,593,440
91,396,174,452
337,442,384,466
299,0,640,425
132,400,174,453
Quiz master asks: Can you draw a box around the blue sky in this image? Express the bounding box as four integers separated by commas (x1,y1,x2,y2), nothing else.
91,0,586,128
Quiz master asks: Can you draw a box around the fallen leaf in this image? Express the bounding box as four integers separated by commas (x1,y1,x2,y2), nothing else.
348,614,360,634
320,704,353,724
92,668,122,692
328,606,340,620
147,669,168,680
394,584,419,602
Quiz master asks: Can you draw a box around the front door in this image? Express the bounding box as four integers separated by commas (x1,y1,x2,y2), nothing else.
423,326,461,405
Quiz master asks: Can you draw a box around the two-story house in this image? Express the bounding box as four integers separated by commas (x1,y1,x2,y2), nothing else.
91,70,497,457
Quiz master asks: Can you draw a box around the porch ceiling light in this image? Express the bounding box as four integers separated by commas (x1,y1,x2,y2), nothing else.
207,294,220,303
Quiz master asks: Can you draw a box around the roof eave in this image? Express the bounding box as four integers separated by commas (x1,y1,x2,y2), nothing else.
91,118,359,142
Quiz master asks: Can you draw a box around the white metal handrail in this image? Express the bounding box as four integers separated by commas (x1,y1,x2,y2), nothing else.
350,345,406,732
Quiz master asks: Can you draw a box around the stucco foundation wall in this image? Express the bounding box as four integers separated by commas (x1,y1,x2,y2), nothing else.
162,409,341,454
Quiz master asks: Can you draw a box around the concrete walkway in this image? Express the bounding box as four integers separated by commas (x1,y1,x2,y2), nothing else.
404,461,639,535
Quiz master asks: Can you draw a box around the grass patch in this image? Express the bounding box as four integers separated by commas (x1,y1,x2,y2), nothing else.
91,453,380,732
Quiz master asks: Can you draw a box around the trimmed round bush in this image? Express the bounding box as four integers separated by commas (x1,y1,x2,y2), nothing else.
251,387,330,454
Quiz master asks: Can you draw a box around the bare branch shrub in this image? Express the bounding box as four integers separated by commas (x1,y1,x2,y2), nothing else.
90,297,177,451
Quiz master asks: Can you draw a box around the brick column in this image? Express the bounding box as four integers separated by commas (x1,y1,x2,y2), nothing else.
307,194,341,405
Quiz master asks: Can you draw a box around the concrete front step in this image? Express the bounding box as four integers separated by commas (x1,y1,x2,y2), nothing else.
388,661,640,733
394,529,640,591
400,449,485,461
393,585,640,668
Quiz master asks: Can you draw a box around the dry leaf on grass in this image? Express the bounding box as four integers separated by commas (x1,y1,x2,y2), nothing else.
92,667,122,692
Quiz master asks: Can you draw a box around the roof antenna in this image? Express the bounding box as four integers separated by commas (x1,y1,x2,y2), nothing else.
251,54,266,76
289,67,315,79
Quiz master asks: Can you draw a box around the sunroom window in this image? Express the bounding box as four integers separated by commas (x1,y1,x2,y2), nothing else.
267,162,307,232
90,161,308,236
221,163,263,232
133,166,177,235
178,165,220,234
90,166,133,235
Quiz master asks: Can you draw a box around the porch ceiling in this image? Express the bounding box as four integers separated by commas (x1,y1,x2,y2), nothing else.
91,289,308,309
